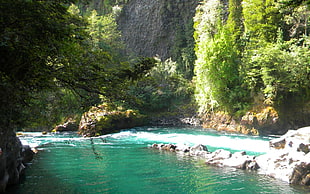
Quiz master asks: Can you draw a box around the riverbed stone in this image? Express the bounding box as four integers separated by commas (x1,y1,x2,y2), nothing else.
21,145,35,164
149,126,310,187
221,152,258,170
189,144,208,156
257,127,310,185
290,162,310,185
208,149,232,160
269,127,310,151
175,144,191,153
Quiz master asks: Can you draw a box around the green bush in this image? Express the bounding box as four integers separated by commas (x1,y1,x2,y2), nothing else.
244,40,310,104
126,58,194,114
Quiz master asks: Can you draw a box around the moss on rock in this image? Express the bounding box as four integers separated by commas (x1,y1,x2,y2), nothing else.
78,105,146,137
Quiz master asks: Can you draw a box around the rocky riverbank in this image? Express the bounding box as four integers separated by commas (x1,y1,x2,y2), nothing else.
201,104,310,136
150,127,310,186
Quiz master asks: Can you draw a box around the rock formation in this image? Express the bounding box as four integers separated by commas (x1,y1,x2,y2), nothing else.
117,0,198,60
150,126,310,186
53,118,79,132
0,129,35,192
79,105,146,137
256,127,310,185
151,143,260,171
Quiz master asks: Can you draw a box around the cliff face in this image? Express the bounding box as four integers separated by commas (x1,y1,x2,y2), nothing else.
117,0,198,60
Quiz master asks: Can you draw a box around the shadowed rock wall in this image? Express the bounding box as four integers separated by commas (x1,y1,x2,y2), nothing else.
117,0,198,60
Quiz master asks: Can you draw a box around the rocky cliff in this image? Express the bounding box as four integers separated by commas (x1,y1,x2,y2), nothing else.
117,0,198,61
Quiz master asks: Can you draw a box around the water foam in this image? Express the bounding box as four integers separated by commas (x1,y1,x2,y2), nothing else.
19,129,271,154
109,130,270,153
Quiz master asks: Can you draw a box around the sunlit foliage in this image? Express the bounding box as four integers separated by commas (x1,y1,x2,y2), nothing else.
194,0,310,116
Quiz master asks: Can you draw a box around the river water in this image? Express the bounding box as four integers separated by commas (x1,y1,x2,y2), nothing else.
7,127,310,193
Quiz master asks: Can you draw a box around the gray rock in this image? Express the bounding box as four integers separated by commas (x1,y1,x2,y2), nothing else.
150,127,310,186
0,130,25,192
22,145,35,164
290,162,310,185
175,144,191,153
190,144,208,156
257,127,310,184
270,127,310,152
205,149,232,166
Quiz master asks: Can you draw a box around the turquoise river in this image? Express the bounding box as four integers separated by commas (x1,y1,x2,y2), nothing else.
5,127,310,193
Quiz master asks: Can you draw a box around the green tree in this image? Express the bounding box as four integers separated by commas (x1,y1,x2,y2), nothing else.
281,4,310,40
280,0,310,7
127,58,193,114
195,29,244,114
0,0,151,130
194,0,249,114
227,0,244,43
86,9,123,53
171,19,196,80
243,0,283,43
244,40,310,105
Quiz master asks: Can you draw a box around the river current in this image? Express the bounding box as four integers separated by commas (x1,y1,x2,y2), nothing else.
6,127,310,193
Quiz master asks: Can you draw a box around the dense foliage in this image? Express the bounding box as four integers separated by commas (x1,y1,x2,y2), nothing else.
194,0,310,116
2,0,309,132
0,0,154,130
126,58,194,115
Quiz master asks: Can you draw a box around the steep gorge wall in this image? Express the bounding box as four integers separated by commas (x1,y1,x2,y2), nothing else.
117,0,198,60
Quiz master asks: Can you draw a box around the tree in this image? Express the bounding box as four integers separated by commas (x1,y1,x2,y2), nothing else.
1,0,81,128
280,0,310,7
243,0,283,43
194,0,249,114
126,58,193,113
243,40,310,105
227,0,244,43
281,4,310,41
85,9,123,53
0,0,153,130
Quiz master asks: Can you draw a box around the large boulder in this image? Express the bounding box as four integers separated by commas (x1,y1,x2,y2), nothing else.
79,105,147,137
21,145,35,164
256,150,309,183
290,162,310,185
269,127,310,152
0,130,24,192
189,144,208,156
53,118,79,132
222,151,259,170
257,127,310,185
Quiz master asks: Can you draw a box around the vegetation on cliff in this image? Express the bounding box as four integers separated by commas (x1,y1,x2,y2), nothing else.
194,0,310,133
1,0,310,135
2,0,310,191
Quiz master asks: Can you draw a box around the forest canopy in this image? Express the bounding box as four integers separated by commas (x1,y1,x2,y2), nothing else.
0,0,155,130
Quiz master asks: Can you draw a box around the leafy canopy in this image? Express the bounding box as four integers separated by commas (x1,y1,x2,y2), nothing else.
0,0,154,129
